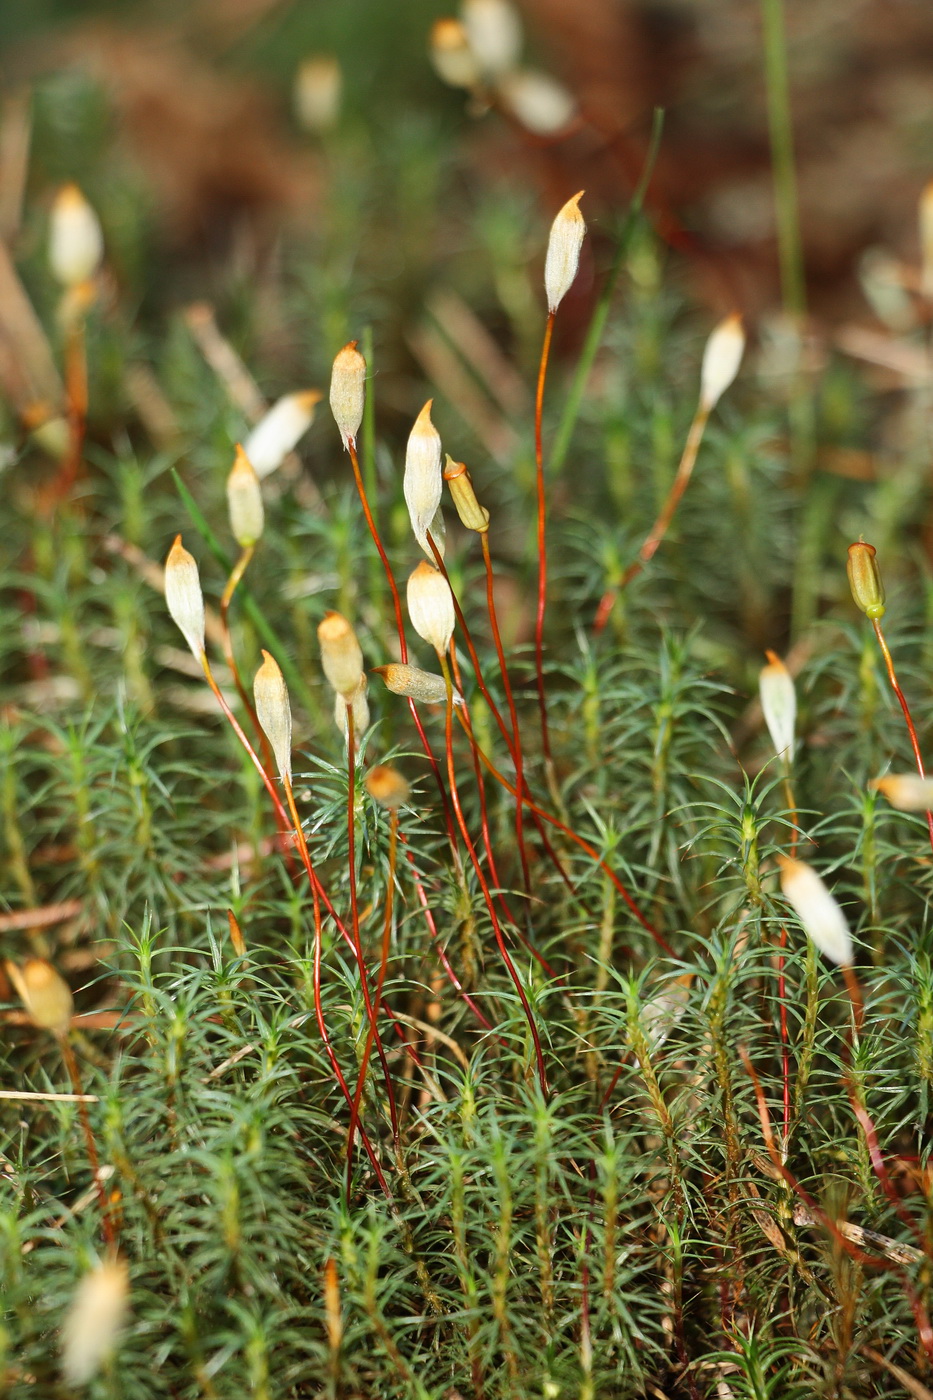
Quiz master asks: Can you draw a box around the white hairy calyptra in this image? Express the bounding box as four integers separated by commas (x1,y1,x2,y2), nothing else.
698,313,745,413
373,663,459,705
318,611,364,699
294,55,342,133
501,69,576,137
49,184,103,288
164,535,206,661
226,445,264,547
329,341,366,450
407,562,455,655
759,650,796,762
461,0,522,76
404,400,445,558
870,774,933,812
253,651,293,782
429,19,480,89
61,1259,130,1385
544,191,585,313
243,391,320,479
777,856,853,966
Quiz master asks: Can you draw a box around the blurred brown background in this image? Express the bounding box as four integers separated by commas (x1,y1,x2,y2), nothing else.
523,0,933,317
3,0,932,324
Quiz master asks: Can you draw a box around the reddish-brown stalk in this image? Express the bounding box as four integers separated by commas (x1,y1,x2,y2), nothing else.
201,646,480,1053
59,1033,117,1251
202,647,424,1077
741,1045,890,1267
200,650,400,1190
281,772,390,1197
842,963,865,1041
480,531,531,889
56,321,87,502
447,638,529,946
534,311,556,764
597,1058,627,1113
218,546,266,747
202,651,338,933
451,691,563,984
201,655,294,828
594,404,710,633
343,701,400,1171
398,832,498,1035
347,806,399,1192
437,651,549,1094
280,802,420,1074
460,720,672,956
430,532,514,745
346,437,461,864
742,1043,933,1359
348,438,407,658
847,1086,929,1251
309,833,424,1072
833,967,923,1260
428,533,579,915
871,616,933,855
218,544,293,859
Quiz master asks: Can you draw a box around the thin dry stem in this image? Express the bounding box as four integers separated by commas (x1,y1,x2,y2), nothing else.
428,531,579,915
534,310,556,763
480,530,531,890
594,403,709,632
438,651,549,1094
398,831,498,1034
283,772,391,1200
459,716,672,955
59,1033,116,1250
743,1042,933,1360
344,701,400,1186
872,617,933,854
218,543,280,780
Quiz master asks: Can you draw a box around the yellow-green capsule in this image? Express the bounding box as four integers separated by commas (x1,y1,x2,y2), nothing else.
444,455,489,533
846,540,886,619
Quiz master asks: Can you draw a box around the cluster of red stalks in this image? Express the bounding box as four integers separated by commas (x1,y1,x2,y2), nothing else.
164,291,933,1372
15,188,933,1380
154,198,933,1367
169,308,675,1198
151,196,679,1208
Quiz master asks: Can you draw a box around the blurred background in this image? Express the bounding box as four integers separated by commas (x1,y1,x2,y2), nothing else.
2,0,932,336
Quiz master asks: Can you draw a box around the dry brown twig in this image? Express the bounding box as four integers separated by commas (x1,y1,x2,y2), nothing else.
0,900,83,933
